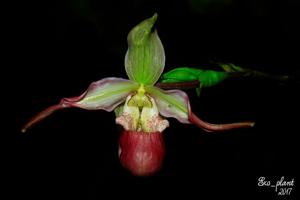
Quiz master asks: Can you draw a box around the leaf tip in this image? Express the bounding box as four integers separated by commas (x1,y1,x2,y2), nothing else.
151,12,158,23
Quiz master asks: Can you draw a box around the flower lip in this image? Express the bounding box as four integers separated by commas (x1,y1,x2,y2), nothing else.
119,129,165,176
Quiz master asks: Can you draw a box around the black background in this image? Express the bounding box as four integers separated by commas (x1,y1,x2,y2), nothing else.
11,0,299,199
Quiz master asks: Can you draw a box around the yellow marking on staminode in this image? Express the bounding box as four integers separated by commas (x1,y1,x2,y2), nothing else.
128,84,152,109
137,84,145,96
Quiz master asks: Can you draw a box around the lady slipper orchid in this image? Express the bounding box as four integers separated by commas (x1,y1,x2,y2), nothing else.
22,13,255,176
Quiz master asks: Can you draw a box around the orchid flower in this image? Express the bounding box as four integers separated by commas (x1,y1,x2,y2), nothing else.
22,13,254,176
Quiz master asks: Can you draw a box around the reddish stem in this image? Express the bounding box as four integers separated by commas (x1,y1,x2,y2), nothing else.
189,111,255,132
156,80,200,90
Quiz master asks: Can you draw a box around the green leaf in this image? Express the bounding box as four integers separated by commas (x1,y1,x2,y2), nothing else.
160,67,199,82
161,67,230,88
125,13,165,85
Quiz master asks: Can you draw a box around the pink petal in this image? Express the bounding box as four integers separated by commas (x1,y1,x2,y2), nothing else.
22,78,138,132
146,86,255,132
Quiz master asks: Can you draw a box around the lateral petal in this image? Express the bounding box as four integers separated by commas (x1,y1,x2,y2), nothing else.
22,78,139,132
146,86,190,124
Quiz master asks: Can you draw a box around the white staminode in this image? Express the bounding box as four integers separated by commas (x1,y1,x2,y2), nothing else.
116,94,169,133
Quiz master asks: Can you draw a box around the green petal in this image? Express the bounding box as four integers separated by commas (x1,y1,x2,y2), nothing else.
146,86,190,123
125,13,165,85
